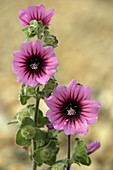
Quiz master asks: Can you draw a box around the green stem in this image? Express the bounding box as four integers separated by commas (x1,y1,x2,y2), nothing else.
67,135,71,170
32,89,40,170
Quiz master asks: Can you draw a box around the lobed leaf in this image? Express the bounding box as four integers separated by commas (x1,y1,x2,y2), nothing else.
72,138,91,166
16,129,31,146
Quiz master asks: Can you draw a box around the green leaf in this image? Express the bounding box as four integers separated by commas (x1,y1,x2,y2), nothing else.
21,117,34,127
9,105,35,127
42,33,58,48
16,129,31,146
34,128,47,141
33,140,59,166
16,117,36,145
22,26,29,35
42,78,58,98
47,159,68,170
35,128,60,150
15,104,34,125
72,138,92,166
47,163,66,170
20,94,30,105
21,125,36,140
18,106,34,122
37,110,50,128
48,129,61,138
19,84,37,105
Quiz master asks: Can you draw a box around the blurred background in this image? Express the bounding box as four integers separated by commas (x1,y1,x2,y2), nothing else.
0,0,113,170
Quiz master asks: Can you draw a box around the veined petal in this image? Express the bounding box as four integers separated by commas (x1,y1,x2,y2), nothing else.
64,117,88,135
46,110,64,130
19,10,29,26
20,41,33,56
80,100,101,109
76,85,92,102
81,111,98,124
19,5,54,26
43,9,55,26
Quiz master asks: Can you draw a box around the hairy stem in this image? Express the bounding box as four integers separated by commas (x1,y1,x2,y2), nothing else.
32,89,40,170
67,135,71,170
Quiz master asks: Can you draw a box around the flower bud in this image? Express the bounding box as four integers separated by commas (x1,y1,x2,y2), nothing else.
87,141,101,155
46,123,54,130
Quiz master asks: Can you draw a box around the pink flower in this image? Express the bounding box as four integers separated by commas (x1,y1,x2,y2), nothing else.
19,5,55,26
87,141,101,155
12,40,58,86
45,80,101,135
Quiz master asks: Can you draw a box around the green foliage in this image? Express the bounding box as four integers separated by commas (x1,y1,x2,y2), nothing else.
47,159,69,170
21,125,36,140
41,32,58,48
19,78,57,105
72,138,91,166
22,20,58,48
48,129,61,139
34,128,60,155
16,117,35,146
21,117,34,127
31,128,60,167
22,20,39,39
16,129,31,146
37,110,50,128
8,105,35,126
22,20,48,39
19,84,37,105
33,140,59,166
34,128,47,142
42,78,58,98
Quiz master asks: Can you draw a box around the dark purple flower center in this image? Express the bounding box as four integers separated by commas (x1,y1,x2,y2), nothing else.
29,57,41,70
64,103,81,118
27,57,43,71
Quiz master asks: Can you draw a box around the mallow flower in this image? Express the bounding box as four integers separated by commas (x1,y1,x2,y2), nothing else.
45,80,101,135
87,141,101,155
12,40,58,86
19,4,55,26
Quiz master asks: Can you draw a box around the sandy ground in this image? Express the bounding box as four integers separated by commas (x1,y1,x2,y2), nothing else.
0,0,113,170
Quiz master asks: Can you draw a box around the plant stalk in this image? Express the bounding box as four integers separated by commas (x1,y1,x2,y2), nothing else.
67,135,71,170
32,91,40,170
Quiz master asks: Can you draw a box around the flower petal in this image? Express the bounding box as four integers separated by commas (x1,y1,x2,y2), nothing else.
80,100,101,124
63,116,88,135
45,85,67,111
19,5,54,26
43,9,55,26
20,41,33,56
46,110,65,130
76,85,92,101
32,40,43,56
19,10,29,26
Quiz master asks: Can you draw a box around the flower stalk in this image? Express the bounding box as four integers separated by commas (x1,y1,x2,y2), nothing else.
67,135,71,170
32,87,40,170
